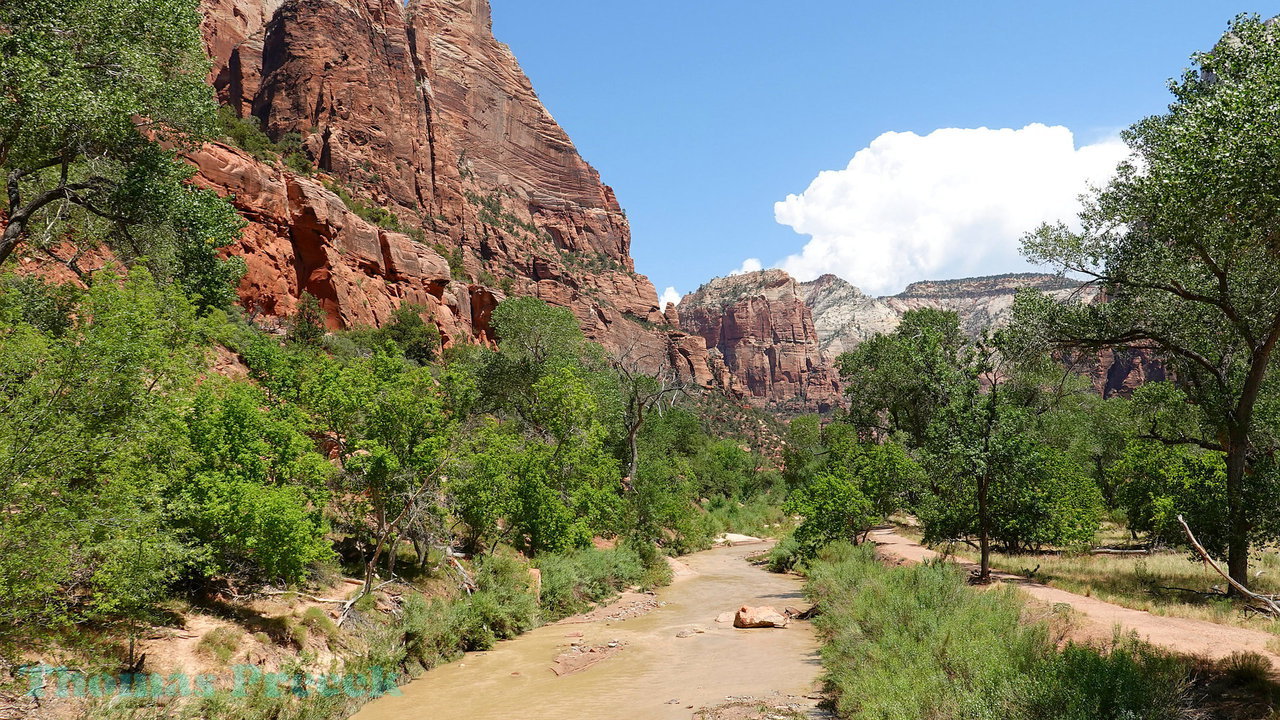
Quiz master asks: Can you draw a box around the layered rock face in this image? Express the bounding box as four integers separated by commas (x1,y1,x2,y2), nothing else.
680,268,1159,408
796,271,1158,398
679,270,841,414
193,0,718,383
799,273,1097,357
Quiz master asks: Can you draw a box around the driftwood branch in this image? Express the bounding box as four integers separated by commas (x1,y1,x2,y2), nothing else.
1090,548,1152,556
1177,514,1280,616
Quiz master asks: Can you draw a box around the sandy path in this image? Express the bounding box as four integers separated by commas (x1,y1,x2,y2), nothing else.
871,528,1280,665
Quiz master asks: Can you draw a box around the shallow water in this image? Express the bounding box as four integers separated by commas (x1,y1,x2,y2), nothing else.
351,544,822,720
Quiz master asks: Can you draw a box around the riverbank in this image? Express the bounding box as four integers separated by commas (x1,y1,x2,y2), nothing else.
351,544,823,720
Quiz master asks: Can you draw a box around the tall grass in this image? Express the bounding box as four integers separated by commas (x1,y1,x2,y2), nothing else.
702,494,792,539
536,544,670,619
806,543,1195,720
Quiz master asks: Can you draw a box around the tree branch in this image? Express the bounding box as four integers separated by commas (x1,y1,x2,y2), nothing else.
1178,514,1280,615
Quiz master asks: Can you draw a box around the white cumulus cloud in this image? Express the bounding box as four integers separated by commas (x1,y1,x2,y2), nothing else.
730,258,764,276
659,286,683,308
775,124,1129,296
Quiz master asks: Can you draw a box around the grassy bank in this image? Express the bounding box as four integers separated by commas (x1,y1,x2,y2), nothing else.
805,542,1201,720
67,545,669,720
896,521,1280,634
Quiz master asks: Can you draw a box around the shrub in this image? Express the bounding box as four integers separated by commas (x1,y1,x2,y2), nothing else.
536,546,648,619
287,292,328,347
808,543,1046,719
767,535,803,573
1222,651,1274,692
805,542,1193,720
216,106,277,160
1019,639,1192,720
786,474,876,558
449,553,539,650
400,594,463,671
196,627,241,664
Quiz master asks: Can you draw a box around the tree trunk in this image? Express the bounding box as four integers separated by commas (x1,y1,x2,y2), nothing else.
1225,439,1250,594
0,217,24,267
978,469,991,582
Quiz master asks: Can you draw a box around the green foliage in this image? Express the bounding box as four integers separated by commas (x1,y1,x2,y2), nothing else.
808,543,1048,719
1018,14,1280,586
787,475,875,557
782,414,825,489
379,305,440,363
323,181,406,232
449,553,540,650
923,411,1104,553
0,270,203,637
1109,441,1230,553
173,382,333,583
535,546,652,619
1018,641,1193,720
288,292,328,347
835,308,1104,563
767,535,804,573
806,542,1193,720
0,0,245,309
785,438,924,559
838,307,965,446
215,106,278,161
0,274,78,335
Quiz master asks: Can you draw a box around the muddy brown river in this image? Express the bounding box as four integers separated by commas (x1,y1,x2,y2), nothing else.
352,544,822,720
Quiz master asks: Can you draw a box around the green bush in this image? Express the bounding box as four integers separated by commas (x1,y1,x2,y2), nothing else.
216,106,277,160
809,543,1046,720
536,546,648,619
703,493,789,538
1019,639,1192,720
1110,441,1230,552
786,474,876,558
766,534,803,573
450,553,539,650
806,542,1194,720
400,594,463,671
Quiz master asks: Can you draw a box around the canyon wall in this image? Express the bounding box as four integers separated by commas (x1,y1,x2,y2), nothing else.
681,269,1158,407
193,0,719,386
679,270,842,414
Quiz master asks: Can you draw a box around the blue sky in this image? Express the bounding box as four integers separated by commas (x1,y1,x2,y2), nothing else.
489,1,1245,300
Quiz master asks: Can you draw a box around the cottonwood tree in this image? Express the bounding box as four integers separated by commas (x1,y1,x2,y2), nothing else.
610,346,688,487
840,310,1102,580
1019,14,1280,591
0,0,243,309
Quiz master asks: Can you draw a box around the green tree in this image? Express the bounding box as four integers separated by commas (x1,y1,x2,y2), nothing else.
0,0,245,310
0,270,203,638
1109,440,1233,553
174,382,333,584
786,473,876,556
379,304,440,363
288,292,328,347
782,414,826,490
1019,14,1280,589
839,308,966,446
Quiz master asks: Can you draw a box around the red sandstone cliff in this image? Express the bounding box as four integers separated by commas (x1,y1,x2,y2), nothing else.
679,270,841,414
191,0,720,386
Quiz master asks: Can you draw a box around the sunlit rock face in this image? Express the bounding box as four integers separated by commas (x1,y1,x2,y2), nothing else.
193,0,719,378
679,270,842,414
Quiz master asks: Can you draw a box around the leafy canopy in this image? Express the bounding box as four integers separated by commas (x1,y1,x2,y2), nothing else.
0,0,244,310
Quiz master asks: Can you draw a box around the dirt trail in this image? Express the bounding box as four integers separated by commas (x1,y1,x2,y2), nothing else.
351,544,825,720
871,528,1280,665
